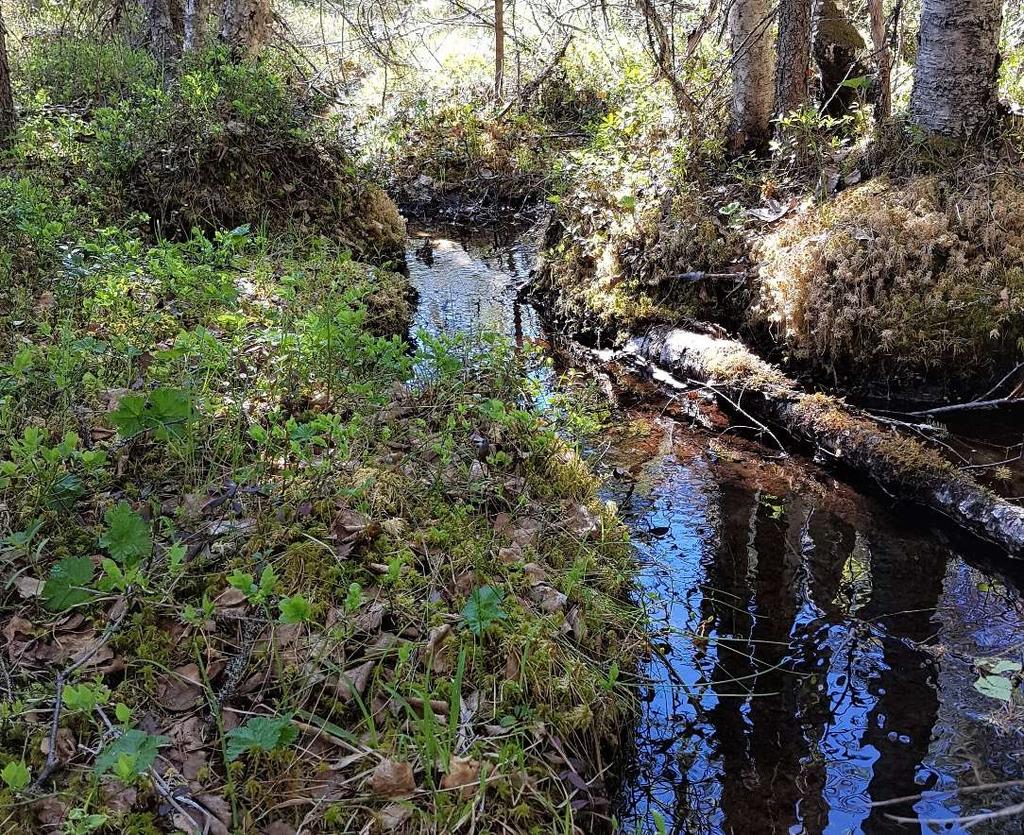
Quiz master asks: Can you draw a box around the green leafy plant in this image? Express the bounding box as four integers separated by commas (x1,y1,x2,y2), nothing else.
224,714,298,762
461,586,507,636
42,557,95,612
63,682,111,712
109,387,195,440
99,501,152,567
227,564,279,605
278,595,312,624
94,729,168,780
1,760,30,792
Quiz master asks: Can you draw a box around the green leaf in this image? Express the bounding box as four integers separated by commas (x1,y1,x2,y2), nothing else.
1,761,30,791
94,729,168,776
227,570,256,597
110,387,194,440
99,502,152,566
258,565,279,598
976,657,1022,676
64,682,110,712
224,714,297,762
278,595,312,624
42,557,95,612
115,703,133,724
167,542,186,576
974,674,1014,702
461,585,507,636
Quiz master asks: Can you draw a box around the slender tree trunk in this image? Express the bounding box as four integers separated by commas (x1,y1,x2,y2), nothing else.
774,0,814,116
140,0,181,63
184,0,211,53
867,0,891,117
494,0,505,99
0,2,14,147
813,0,866,117
219,0,270,57
909,0,1003,136
728,0,775,153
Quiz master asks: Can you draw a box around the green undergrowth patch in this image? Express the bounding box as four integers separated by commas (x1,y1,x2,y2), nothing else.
0,131,641,835
8,40,406,266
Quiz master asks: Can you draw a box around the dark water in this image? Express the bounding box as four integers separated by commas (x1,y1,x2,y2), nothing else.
406,227,1024,834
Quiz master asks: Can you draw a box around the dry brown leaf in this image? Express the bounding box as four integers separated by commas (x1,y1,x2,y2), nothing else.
100,778,137,813
531,584,567,614
34,797,67,827
14,576,43,599
193,794,231,835
157,663,203,712
379,802,413,831
441,756,482,798
566,504,600,539
335,660,374,702
369,758,416,798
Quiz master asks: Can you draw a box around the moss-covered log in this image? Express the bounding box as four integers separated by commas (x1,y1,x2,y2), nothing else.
625,325,1024,556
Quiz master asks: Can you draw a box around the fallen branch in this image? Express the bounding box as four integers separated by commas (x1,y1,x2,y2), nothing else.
32,597,132,789
624,325,1024,556
885,361,1024,418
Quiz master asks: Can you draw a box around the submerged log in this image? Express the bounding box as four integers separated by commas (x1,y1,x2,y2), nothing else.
625,325,1024,556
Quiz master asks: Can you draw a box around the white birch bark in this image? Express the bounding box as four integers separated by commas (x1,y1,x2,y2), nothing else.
909,0,1003,136
729,0,775,152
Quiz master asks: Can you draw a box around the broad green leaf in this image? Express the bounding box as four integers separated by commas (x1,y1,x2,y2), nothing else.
42,557,95,612
1,761,30,791
974,674,1014,702
94,729,168,776
100,502,152,566
64,682,110,712
225,714,297,762
278,595,312,624
461,586,507,636
110,387,194,440
976,657,1022,676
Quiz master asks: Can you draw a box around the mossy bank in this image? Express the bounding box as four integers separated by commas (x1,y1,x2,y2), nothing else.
0,43,643,835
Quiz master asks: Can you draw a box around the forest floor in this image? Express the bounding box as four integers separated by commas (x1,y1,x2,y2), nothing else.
0,53,643,834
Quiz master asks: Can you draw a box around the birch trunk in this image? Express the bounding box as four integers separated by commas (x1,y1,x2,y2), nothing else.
728,0,775,153
774,0,814,116
625,325,1024,557
140,0,181,63
184,0,211,53
0,2,14,147
219,0,270,57
909,0,1003,136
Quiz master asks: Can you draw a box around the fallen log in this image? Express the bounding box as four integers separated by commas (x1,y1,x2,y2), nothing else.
624,325,1024,556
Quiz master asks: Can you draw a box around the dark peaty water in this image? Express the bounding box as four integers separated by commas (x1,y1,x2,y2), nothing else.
406,226,1024,835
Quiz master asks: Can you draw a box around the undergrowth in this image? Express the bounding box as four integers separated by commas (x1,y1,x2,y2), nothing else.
0,39,642,835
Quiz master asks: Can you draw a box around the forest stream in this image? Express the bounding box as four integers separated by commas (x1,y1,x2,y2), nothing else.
407,225,1024,834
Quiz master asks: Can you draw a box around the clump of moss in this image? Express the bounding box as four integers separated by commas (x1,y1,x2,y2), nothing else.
536,181,743,345
754,168,1024,395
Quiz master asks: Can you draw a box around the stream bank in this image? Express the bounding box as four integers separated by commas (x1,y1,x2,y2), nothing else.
406,223,1024,833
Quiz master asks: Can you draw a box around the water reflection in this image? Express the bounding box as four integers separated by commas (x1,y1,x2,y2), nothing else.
404,230,1024,834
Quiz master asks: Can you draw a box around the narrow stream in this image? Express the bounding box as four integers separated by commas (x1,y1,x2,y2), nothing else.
406,225,1024,834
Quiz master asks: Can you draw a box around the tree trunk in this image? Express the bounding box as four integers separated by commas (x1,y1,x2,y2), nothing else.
774,0,814,116
184,0,211,53
867,0,891,117
0,2,14,147
624,325,1024,557
728,0,775,153
494,0,505,99
219,0,270,57
813,0,867,117
140,0,181,63
909,0,1003,136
